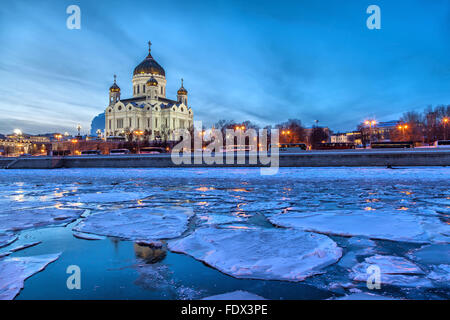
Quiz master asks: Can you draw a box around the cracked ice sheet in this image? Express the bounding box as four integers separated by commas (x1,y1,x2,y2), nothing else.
0,208,84,233
62,191,148,203
350,255,432,288
168,227,342,282
269,210,448,244
0,253,61,300
74,207,194,241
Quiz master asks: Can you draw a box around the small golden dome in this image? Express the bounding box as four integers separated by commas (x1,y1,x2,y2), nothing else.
146,76,158,86
109,75,120,92
177,78,187,95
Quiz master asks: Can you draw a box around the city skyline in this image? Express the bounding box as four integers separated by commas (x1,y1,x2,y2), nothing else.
1,0,450,135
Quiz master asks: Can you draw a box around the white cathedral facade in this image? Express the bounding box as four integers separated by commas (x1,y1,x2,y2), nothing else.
105,41,193,141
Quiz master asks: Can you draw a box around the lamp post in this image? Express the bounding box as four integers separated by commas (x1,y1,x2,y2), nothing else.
443,117,449,140
397,124,408,141
364,120,377,147
134,130,144,154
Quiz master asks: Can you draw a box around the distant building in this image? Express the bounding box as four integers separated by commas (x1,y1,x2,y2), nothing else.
330,131,362,144
359,120,399,143
105,41,193,141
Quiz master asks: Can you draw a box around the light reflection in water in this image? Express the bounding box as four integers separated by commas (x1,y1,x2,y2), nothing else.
134,243,166,263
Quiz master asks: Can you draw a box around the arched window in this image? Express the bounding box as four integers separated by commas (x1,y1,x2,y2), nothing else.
137,86,140,94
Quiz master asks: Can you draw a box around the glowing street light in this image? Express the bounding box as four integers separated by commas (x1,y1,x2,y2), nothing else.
443,117,449,140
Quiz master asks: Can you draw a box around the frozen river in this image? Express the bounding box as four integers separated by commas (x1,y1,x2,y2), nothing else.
0,167,449,300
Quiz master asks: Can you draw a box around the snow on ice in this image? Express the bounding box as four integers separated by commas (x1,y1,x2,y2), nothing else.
350,255,432,288
0,208,84,234
269,210,448,243
0,253,61,300
62,191,148,203
74,207,193,241
168,227,342,281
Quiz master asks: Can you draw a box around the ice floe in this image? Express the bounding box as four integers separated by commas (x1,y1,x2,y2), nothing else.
202,290,266,300
0,208,84,233
350,255,432,288
269,210,446,243
407,244,450,265
0,233,17,248
72,232,105,241
168,227,342,281
74,207,194,241
335,292,398,300
9,241,41,253
0,253,61,300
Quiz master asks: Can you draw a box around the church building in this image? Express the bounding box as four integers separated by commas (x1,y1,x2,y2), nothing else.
105,41,194,141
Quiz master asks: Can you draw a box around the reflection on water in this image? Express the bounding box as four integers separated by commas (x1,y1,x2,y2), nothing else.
134,243,167,264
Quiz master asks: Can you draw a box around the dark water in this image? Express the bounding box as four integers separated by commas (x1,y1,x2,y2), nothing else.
14,225,330,300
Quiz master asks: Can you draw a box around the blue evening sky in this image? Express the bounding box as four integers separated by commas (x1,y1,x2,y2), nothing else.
0,0,449,134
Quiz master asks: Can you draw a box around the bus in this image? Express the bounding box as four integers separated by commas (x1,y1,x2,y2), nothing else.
269,143,307,152
219,145,254,152
371,141,414,149
81,150,102,155
106,136,126,142
434,140,450,148
313,143,356,150
52,150,71,156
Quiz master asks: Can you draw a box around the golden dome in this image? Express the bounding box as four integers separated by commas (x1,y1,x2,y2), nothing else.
177,78,187,95
146,76,158,86
109,75,120,92
133,41,165,77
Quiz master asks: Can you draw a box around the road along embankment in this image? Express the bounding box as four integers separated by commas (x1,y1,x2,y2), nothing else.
1,149,449,169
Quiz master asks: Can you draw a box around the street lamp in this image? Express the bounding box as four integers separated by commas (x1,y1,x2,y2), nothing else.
134,130,144,153
364,120,377,146
443,117,449,140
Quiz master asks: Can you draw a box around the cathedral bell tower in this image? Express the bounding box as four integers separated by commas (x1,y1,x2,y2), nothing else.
177,78,188,106
109,75,121,105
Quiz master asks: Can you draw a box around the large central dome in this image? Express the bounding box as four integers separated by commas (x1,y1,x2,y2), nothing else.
133,41,165,76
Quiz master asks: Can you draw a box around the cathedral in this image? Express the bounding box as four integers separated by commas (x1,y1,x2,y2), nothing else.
105,41,194,141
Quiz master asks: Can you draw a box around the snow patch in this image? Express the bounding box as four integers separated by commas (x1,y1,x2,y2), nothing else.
269,210,443,243
168,227,342,281
0,253,61,300
74,207,194,241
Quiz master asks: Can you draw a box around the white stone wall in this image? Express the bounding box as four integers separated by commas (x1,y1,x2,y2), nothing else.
132,74,167,99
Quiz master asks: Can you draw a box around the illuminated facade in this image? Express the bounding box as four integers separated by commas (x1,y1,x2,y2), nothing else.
105,41,193,141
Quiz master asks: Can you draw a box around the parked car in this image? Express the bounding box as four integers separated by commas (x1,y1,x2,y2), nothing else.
139,147,167,154
109,149,131,155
